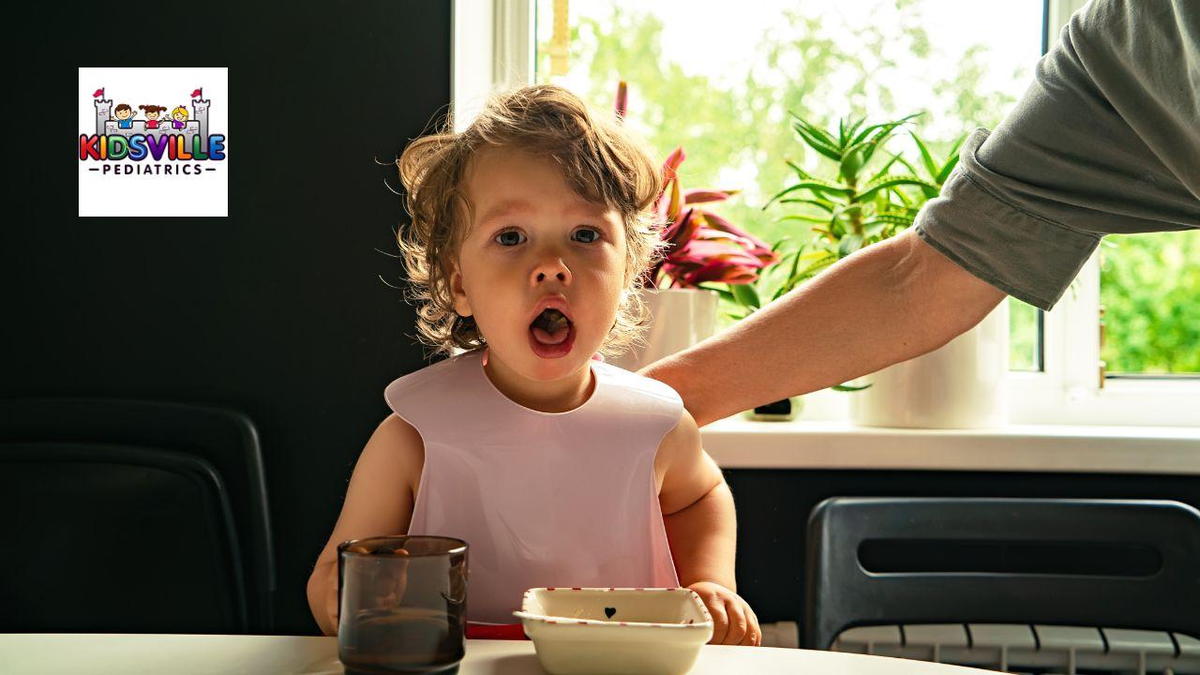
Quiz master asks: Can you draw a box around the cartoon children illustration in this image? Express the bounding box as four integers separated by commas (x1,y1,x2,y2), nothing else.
113,104,136,129
169,106,189,130
139,104,167,130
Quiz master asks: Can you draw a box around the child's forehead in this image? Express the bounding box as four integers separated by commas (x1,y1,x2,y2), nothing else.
464,147,615,217
467,145,554,179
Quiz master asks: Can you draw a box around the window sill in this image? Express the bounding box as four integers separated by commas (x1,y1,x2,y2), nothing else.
700,417,1200,474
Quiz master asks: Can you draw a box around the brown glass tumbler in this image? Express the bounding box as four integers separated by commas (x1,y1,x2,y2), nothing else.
338,535,468,675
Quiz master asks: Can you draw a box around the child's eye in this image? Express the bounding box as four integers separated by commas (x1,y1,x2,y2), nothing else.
572,228,602,244
495,230,526,246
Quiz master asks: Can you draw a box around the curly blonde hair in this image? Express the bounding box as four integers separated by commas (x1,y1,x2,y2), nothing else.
395,84,667,359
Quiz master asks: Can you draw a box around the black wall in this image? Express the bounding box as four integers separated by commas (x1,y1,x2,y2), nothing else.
5,2,450,633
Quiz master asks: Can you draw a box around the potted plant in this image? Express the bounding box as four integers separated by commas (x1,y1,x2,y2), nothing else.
609,83,779,372
688,114,929,420
609,144,779,371
752,111,1007,428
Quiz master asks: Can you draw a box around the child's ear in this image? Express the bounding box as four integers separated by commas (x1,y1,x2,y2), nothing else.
449,263,473,317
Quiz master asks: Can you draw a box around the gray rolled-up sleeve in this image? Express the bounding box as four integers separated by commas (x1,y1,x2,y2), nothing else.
916,134,1101,311
915,0,1200,311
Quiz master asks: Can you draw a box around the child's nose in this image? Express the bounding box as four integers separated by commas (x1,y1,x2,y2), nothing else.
532,257,571,286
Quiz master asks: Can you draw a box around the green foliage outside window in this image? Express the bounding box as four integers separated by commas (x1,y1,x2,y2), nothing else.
1101,232,1200,374
536,2,1198,374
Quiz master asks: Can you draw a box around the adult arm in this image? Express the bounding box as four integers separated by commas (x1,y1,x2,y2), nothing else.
643,0,1198,427
916,0,1197,311
641,230,1004,426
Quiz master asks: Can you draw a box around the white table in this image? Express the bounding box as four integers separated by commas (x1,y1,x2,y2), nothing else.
0,634,999,674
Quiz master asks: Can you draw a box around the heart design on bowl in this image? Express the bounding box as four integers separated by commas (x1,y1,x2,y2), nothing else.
604,607,616,619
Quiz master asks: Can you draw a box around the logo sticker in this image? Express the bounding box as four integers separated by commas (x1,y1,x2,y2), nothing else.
78,68,228,217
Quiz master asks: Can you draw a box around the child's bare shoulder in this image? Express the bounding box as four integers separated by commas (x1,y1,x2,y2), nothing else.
653,406,701,488
373,413,424,446
655,406,723,513
360,414,426,493
662,405,700,445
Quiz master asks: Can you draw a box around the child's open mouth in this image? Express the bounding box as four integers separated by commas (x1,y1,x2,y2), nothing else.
529,308,575,358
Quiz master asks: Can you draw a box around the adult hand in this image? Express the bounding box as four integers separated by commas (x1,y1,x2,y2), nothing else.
687,580,761,646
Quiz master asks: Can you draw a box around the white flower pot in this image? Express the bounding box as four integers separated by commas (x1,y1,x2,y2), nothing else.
609,288,719,372
850,301,1009,428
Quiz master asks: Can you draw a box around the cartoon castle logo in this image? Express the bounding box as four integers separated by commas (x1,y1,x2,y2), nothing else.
80,86,225,165
93,93,209,146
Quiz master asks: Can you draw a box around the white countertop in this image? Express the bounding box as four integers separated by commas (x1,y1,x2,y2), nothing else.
700,417,1200,474
0,634,1000,674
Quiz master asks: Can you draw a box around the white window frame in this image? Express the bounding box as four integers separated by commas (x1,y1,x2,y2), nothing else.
455,0,1199,428
1005,0,1199,428
452,0,534,133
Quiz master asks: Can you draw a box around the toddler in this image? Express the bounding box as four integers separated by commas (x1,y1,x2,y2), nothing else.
306,84,759,646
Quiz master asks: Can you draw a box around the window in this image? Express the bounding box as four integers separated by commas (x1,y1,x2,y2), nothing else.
1100,232,1200,377
455,0,1198,427
532,0,1046,373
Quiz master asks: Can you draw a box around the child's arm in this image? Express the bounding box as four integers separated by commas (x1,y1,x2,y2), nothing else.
657,409,761,646
305,414,425,635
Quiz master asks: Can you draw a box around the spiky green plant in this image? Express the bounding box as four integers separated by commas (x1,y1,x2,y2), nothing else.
715,114,964,319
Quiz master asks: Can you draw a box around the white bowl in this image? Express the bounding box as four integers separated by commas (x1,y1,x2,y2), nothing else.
513,587,713,675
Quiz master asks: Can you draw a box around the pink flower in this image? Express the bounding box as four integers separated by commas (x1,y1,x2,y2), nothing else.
614,81,777,290
642,150,776,289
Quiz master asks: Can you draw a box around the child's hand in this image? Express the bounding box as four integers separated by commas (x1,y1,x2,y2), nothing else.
686,581,761,646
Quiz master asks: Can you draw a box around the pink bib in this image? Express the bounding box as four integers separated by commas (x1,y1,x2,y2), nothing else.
384,348,682,623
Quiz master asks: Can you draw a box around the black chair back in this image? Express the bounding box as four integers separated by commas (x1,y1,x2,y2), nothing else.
0,398,275,633
805,497,1200,650
2,442,245,632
